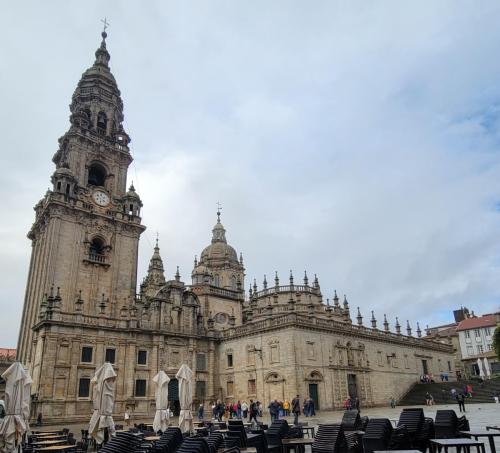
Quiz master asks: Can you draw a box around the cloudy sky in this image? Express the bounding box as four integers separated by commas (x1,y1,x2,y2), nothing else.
2,1,500,347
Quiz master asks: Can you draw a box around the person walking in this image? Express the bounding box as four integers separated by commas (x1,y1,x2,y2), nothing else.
309,397,316,416
249,399,258,423
456,392,466,413
124,407,131,427
389,397,396,408
283,400,290,416
198,403,204,420
425,392,432,406
268,399,279,422
237,400,242,419
292,394,301,426
241,401,248,418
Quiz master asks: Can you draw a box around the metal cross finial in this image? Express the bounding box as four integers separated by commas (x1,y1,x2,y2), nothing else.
155,231,159,247
101,17,110,33
216,201,222,221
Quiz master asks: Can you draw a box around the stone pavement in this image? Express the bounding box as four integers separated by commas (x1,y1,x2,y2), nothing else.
35,402,500,451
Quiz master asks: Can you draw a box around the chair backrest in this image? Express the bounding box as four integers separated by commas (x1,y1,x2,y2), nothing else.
398,408,424,434
313,424,346,453
342,410,361,430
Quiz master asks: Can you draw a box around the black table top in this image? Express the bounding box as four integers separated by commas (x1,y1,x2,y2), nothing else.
461,431,500,437
431,438,485,446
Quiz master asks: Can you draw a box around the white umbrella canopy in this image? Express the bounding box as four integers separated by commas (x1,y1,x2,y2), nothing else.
89,363,117,444
152,371,170,433
0,362,32,453
176,364,194,434
483,357,492,377
477,358,485,377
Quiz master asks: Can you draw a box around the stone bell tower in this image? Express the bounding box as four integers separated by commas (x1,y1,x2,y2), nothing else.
17,30,146,365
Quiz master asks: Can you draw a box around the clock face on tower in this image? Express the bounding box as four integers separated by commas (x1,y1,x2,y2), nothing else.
92,190,110,207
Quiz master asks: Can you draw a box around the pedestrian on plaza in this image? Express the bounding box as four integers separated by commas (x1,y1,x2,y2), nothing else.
354,397,360,411
124,407,131,427
283,400,290,416
343,397,350,410
292,394,301,425
389,397,396,408
303,398,309,417
258,401,263,417
37,412,43,426
198,404,204,420
211,402,217,419
493,391,499,404
241,401,249,418
425,392,432,406
237,401,242,418
456,392,466,413
467,384,473,398
268,399,279,422
216,400,224,421
441,389,447,402
249,399,258,423
451,388,456,399
309,397,316,416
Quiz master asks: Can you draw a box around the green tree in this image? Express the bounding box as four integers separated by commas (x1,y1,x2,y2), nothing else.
493,326,500,361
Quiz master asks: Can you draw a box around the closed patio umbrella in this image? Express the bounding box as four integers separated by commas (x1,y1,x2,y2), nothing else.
0,362,32,453
176,364,194,434
89,362,116,444
477,357,485,378
152,371,170,433
483,357,491,377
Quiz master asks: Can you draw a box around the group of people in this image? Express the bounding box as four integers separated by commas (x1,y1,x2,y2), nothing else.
200,395,316,424
342,396,360,410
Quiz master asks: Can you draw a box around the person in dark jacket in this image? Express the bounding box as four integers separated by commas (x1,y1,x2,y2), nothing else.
456,392,466,413
291,394,301,425
249,399,258,423
268,400,279,422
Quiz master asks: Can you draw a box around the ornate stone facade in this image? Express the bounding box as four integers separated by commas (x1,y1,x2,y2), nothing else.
17,32,455,423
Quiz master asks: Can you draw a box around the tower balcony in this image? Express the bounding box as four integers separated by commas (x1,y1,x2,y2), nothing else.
83,252,110,267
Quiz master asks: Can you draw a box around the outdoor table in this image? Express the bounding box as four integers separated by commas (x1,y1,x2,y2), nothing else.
430,438,486,453
37,446,74,451
215,429,228,433
33,440,67,446
300,426,315,438
33,435,66,440
460,431,500,453
487,427,500,432
144,436,160,441
281,438,314,453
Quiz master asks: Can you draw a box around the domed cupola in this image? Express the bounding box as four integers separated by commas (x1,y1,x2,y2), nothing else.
193,210,245,291
123,183,142,217
51,162,77,197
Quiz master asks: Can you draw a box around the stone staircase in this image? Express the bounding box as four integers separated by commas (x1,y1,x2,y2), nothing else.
398,377,500,406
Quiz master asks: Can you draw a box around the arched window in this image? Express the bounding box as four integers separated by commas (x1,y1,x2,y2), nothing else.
97,111,107,132
214,274,220,287
231,275,237,290
88,163,106,187
89,237,105,256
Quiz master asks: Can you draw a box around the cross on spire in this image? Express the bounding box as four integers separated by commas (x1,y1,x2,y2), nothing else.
101,17,110,33
216,201,222,222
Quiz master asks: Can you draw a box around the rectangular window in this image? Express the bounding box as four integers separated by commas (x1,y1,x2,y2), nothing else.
137,350,147,365
195,381,206,398
485,328,491,336
105,348,116,364
467,346,474,355
404,355,409,369
465,331,470,339
477,345,484,354
81,346,93,363
226,381,234,396
474,329,481,338
448,361,452,371
438,359,442,371
377,351,383,366
196,353,206,371
227,353,233,368
271,345,280,363
488,344,493,351
248,379,256,395
135,379,147,397
247,348,255,366
78,378,90,398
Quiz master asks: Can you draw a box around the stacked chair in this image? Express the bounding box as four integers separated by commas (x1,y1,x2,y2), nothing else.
362,418,393,453
266,419,292,453
434,410,469,438
226,420,263,452
396,408,434,452
206,432,224,453
149,427,184,453
175,437,211,453
341,410,362,432
100,431,143,452
312,424,347,453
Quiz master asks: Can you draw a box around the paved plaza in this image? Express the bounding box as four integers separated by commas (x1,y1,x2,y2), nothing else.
36,402,500,451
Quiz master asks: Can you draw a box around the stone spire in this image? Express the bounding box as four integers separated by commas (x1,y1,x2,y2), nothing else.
211,210,227,244
239,252,244,265
253,279,258,293
333,290,340,307
303,271,309,286
395,317,401,335
406,320,412,336
343,295,351,323
263,275,268,290
371,311,377,329
142,239,166,290
313,274,320,289
416,322,422,338
356,307,363,326
275,271,279,288
94,30,111,67
175,266,180,282
194,255,198,267
289,270,294,286
383,314,389,332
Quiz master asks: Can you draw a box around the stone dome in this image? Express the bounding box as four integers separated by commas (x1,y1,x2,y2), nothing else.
199,215,239,265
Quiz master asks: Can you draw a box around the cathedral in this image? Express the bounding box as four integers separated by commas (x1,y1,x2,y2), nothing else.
17,31,454,423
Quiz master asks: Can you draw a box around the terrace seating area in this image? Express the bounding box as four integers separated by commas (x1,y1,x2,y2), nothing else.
18,408,500,453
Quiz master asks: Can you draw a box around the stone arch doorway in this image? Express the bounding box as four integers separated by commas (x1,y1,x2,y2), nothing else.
168,378,180,416
264,372,285,403
305,370,324,410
